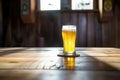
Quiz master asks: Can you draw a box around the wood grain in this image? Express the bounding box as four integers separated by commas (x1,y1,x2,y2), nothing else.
0,47,120,80
0,47,120,70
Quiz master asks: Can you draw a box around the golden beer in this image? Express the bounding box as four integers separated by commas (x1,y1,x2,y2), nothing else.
62,25,76,54
64,57,75,69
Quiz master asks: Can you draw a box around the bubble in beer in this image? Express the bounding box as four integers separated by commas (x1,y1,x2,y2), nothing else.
62,25,76,53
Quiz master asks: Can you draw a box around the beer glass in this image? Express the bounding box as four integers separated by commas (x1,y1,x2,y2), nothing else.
62,25,76,55
58,25,79,57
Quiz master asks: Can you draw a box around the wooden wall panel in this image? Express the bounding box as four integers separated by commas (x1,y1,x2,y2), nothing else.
117,5,120,47
39,12,62,47
3,0,36,47
108,17,116,47
102,17,116,47
36,8,120,47
77,13,87,47
70,13,77,25
94,13,103,47
0,0,3,47
102,23,110,47
2,0,120,47
62,13,71,25
87,13,95,47
2,0,10,47
114,4,119,47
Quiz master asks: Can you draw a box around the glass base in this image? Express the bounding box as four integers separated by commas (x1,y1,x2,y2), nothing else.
57,52,80,57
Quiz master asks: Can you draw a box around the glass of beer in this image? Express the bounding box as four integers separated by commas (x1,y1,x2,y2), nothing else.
62,25,76,55
57,25,79,57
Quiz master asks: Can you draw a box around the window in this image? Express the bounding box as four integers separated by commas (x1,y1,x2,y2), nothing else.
40,0,61,11
39,0,94,11
72,0,93,10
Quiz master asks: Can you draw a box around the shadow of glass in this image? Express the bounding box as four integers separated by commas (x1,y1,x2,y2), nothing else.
74,51,120,71
50,51,120,71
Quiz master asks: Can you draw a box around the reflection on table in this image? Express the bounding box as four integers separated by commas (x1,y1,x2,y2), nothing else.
0,47,120,80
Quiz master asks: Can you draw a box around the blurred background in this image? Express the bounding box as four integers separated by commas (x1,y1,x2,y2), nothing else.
0,0,120,47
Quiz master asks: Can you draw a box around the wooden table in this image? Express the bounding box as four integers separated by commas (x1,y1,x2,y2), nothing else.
0,47,120,80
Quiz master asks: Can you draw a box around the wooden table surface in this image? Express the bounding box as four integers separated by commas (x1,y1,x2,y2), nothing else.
0,47,120,80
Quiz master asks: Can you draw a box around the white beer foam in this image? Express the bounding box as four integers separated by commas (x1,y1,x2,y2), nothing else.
62,25,76,32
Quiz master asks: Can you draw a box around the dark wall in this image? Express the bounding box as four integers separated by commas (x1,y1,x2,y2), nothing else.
2,0,36,47
0,0,3,47
38,2,120,47
2,0,120,47
38,12,62,47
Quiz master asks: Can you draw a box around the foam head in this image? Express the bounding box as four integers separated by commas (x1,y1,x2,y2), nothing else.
62,25,76,32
